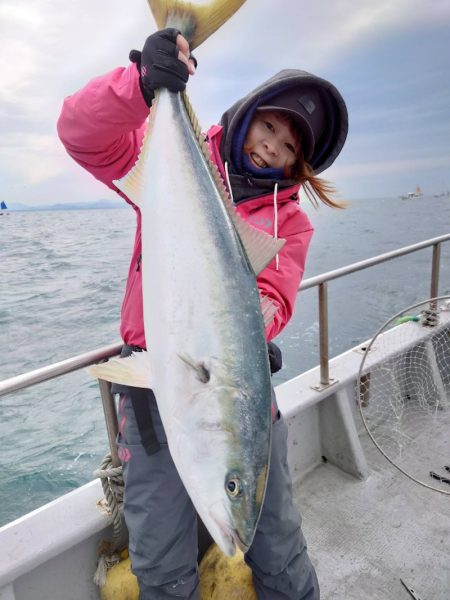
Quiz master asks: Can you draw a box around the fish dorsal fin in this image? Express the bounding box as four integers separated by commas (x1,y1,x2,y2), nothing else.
112,101,157,207
147,0,247,50
182,92,286,275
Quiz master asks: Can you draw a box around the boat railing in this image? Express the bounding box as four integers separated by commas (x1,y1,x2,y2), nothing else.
299,233,450,390
1,233,449,465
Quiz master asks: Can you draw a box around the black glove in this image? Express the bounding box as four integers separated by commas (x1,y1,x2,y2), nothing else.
268,341,283,375
129,28,197,107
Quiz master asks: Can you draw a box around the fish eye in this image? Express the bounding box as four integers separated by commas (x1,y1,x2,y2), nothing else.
226,477,241,498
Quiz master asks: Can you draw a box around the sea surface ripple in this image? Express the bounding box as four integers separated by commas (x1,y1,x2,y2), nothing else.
1,196,449,526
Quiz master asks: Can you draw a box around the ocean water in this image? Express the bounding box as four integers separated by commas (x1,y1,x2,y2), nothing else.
1,196,449,526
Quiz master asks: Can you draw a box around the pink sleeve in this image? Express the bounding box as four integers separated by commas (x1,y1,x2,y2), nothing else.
57,64,150,191
257,209,314,341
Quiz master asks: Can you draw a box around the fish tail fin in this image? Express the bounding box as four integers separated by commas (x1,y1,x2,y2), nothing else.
87,352,153,388
147,0,247,49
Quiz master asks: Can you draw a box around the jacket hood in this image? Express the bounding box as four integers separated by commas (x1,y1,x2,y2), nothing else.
220,69,348,177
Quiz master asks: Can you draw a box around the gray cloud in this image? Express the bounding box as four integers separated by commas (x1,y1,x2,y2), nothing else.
1,0,450,204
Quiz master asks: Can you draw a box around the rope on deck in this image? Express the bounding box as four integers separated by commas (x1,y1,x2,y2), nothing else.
93,452,124,586
420,308,439,327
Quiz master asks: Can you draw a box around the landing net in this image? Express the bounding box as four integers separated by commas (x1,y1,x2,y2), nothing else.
357,297,450,494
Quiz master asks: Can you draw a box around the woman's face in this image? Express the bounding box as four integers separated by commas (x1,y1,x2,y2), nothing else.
243,111,300,173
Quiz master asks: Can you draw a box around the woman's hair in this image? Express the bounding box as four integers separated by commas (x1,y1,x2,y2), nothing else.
280,113,346,209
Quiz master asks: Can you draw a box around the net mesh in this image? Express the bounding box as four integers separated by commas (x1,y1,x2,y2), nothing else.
358,297,450,494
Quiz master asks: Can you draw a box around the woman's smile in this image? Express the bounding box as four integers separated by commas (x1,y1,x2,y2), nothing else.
249,152,269,169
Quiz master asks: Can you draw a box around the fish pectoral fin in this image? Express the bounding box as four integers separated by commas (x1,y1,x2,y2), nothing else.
87,352,152,388
177,353,211,383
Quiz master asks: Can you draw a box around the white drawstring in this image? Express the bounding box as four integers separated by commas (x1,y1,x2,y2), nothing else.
273,182,279,271
224,161,234,204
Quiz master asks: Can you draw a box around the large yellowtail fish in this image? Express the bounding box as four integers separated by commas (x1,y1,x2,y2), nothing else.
89,0,285,556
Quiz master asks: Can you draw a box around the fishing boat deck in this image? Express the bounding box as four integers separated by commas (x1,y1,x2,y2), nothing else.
295,430,450,600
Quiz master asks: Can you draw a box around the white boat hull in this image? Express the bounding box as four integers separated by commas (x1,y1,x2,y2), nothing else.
1,313,449,599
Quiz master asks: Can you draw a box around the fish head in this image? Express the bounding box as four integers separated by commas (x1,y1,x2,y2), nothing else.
199,460,268,557
175,382,271,557
220,458,269,554
218,385,271,555
203,465,265,556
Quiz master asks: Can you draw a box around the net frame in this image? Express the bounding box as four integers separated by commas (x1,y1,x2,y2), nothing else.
357,296,450,495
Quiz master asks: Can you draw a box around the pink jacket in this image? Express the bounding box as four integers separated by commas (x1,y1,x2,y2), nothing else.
57,64,314,347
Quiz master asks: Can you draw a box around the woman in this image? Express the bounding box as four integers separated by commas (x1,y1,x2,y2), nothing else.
57,28,348,600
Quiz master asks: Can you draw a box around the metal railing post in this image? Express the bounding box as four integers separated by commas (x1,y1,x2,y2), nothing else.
318,282,330,386
98,379,120,467
430,242,441,300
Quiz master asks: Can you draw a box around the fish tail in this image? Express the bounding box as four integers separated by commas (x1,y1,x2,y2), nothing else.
147,0,246,49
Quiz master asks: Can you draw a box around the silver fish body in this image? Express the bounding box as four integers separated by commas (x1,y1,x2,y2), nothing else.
118,89,273,555
86,0,281,557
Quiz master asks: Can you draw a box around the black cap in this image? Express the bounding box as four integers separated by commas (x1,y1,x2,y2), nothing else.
256,86,327,161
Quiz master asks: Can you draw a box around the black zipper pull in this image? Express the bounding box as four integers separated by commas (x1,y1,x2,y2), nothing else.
136,254,142,272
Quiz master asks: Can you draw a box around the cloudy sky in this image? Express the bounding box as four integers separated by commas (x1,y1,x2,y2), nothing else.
1,0,450,206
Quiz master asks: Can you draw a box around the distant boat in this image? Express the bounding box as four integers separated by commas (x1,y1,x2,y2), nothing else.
400,186,424,200
0,201,7,215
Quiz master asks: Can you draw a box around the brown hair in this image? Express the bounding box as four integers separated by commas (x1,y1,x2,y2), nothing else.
279,113,346,209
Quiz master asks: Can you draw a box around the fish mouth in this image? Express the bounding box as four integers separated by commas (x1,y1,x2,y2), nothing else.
250,152,269,169
208,503,250,556
234,531,250,553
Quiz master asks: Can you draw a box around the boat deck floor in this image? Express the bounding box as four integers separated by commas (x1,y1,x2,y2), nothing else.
294,433,449,600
